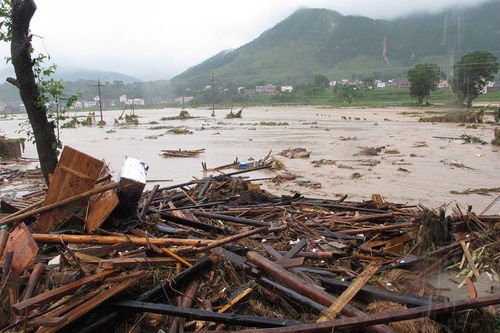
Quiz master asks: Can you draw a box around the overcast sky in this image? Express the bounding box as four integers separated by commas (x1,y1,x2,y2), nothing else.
0,0,491,81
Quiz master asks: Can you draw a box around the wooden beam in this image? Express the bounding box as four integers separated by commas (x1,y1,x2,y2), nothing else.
186,226,269,253
460,240,480,279
99,257,192,270
246,251,393,333
36,146,105,233
113,300,298,328
38,272,145,332
232,294,500,333
11,269,116,314
31,233,211,246
0,182,119,227
317,261,381,322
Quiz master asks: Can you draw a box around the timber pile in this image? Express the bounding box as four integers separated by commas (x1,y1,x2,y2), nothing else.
0,146,499,332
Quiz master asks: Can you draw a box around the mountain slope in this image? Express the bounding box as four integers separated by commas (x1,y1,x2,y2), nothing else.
174,1,500,87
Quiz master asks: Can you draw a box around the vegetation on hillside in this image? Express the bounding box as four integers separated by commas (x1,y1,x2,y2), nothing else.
174,1,500,88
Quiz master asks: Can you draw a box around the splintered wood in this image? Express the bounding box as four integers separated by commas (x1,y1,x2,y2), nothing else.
0,147,498,332
36,146,104,233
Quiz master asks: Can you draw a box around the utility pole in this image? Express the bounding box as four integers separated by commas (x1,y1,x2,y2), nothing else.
92,77,104,122
211,72,215,117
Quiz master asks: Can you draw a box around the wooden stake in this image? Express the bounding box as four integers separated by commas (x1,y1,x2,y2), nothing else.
317,261,381,322
31,233,211,246
0,182,119,227
460,240,480,279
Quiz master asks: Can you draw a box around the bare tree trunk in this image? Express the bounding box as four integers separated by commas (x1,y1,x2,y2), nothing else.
9,0,58,184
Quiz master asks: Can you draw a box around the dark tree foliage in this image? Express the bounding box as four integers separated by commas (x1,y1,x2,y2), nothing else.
362,76,374,91
407,63,443,105
451,51,499,108
313,74,329,89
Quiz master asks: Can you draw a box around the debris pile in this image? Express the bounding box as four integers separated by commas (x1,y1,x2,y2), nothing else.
0,146,499,332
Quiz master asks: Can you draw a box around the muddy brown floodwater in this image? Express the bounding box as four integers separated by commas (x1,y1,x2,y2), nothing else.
1,105,499,214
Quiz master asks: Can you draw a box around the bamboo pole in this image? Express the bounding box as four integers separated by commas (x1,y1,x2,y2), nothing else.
0,199,44,223
185,226,269,253
0,182,120,227
32,233,212,246
338,222,414,235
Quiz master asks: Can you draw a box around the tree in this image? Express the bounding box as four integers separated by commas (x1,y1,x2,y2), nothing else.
0,0,71,184
338,85,360,103
407,63,443,105
362,76,374,91
451,51,499,108
313,74,329,89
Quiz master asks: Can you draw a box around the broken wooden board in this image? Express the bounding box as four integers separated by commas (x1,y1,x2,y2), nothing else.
11,269,116,315
0,222,38,274
38,272,145,333
317,260,381,322
85,166,119,232
98,257,191,270
36,146,104,233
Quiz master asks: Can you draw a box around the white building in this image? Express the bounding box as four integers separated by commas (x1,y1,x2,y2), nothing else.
281,85,293,93
119,94,127,103
376,82,386,88
438,80,450,89
84,101,97,108
125,98,145,105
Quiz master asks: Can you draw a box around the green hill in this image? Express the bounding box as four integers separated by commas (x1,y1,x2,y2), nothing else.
173,1,500,88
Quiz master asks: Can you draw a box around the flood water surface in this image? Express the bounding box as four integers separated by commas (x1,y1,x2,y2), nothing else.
1,106,499,214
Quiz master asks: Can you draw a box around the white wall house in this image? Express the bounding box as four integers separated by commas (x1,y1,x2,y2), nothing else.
281,85,293,93
84,101,97,108
125,98,145,105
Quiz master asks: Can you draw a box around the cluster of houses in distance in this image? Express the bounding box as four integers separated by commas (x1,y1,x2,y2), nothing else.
1,78,498,113
249,79,497,95
70,95,145,109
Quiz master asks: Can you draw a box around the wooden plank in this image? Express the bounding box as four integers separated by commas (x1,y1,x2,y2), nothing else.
11,269,116,314
465,277,477,299
36,146,104,233
275,257,305,269
38,272,145,333
247,252,393,333
0,182,119,228
85,166,119,232
460,240,480,279
187,226,268,253
218,283,255,313
20,263,45,301
113,300,297,328
99,257,190,270
233,294,500,333
26,317,67,328
32,233,211,246
317,261,381,322
0,222,38,274
139,184,160,222
281,239,307,260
